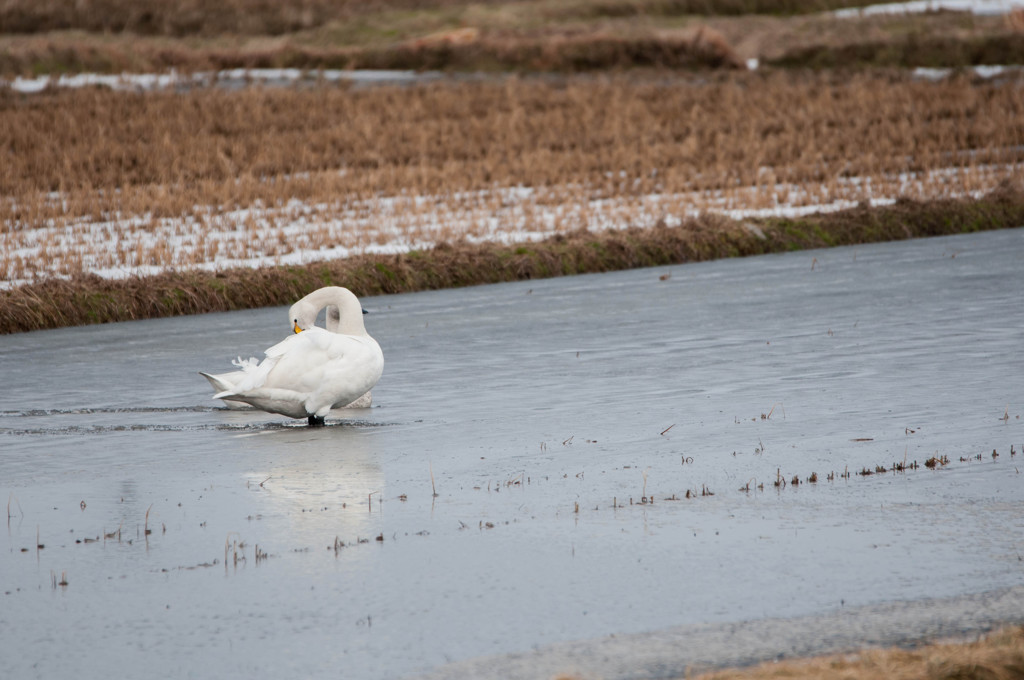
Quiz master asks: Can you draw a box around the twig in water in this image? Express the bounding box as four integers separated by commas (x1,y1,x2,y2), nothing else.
774,468,785,488
7,493,24,525
430,462,439,498
660,423,675,436
224,532,241,571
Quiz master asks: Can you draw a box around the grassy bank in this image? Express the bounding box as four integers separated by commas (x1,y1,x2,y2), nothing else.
767,33,1024,70
1,0,1021,76
689,625,1024,680
3,185,1021,334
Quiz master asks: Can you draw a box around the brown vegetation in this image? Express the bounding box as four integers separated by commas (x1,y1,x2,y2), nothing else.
0,0,885,37
3,70,1020,199
768,33,1024,69
2,70,1022,286
0,0,1018,76
3,185,1022,334
689,625,1024,680
0,28,743,75
1008,8,1024,33
4,70,1019,195
0,0,427,36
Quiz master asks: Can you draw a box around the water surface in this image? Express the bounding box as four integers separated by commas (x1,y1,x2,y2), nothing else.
2,229,1023,679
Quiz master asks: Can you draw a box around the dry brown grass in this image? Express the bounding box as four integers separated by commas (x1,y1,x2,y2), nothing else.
3,71,1021,197
2,70,1022,284
767,33,1024,69
0,0,887,37
689,626,1024,680
1006,9,1024,33
0,1,1016,76
0,28,744,76
0,0,436,36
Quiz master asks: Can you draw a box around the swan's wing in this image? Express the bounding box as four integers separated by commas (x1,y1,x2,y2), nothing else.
266,331,383,415
264,329,362,394
306,335,384,414
208,335,311,398
215,328,339,397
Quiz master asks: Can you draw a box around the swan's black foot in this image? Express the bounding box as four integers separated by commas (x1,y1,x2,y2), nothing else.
307,415,326,427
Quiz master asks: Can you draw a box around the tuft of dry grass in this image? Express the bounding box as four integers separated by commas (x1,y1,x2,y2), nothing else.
689,626,1024,680
1006,8,1024,33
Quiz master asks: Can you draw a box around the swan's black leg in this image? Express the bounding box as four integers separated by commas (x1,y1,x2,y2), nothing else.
307,414,326,427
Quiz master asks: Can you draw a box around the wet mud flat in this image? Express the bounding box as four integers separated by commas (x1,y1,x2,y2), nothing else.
2,228,1023,679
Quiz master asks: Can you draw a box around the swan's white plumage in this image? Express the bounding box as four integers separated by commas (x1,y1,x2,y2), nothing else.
200,287,383,419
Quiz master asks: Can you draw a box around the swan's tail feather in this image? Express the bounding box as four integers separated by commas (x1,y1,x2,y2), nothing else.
199,371,237,397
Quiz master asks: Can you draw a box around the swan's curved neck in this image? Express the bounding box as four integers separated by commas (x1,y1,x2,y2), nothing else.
290,287,368,336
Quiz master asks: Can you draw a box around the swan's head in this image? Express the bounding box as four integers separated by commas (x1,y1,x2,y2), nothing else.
290,301,321,334
288,286,370,336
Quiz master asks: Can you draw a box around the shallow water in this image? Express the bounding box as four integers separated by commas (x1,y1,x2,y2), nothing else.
2,68,439,94
2,229,1023,679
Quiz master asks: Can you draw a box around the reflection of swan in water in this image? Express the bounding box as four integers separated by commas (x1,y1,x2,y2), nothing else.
201,287,384,426
239,426,386,545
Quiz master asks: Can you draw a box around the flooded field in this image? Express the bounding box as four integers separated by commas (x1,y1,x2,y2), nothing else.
2,228,1023,679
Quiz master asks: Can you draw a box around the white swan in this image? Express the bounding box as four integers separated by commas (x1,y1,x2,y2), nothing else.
200,287,384,426
203,297,374,410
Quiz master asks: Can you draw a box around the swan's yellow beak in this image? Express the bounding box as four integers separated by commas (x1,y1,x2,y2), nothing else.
293,321,303,334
